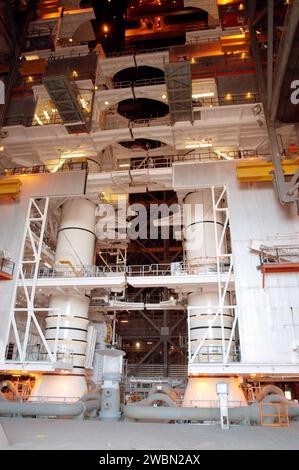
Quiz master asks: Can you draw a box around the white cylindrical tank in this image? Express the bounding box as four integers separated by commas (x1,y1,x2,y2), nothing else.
183,190,238,406
45,295,90,370
183,190,225,269
188,291,235,362
31,198,96,401
55,198,96,272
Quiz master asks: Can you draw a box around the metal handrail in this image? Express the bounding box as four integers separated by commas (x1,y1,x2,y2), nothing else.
105,46,169,58
0,161,88,177
22,261,233,280
5,343,74,364
259,246,299,266
113,76,166,89
191,344,240,364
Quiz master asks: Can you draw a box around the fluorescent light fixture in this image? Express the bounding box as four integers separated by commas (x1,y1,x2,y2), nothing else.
25,55,39,61
192,92,215,99
185,143,212,149
44,262,52,268
61,151,86,159
120,320,129,323
119,163,130,168
200,143,212,148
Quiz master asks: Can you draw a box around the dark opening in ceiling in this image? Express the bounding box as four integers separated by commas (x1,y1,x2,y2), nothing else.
117,98,169,120
119,138,165,150
113,66,164,85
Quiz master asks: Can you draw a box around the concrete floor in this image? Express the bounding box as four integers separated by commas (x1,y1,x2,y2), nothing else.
1,418,299,450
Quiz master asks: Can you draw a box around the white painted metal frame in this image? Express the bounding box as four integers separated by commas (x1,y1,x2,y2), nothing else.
188,186,238,365
3,197,71,366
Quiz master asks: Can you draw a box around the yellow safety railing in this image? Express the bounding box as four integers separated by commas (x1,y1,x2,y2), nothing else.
259,401,289,427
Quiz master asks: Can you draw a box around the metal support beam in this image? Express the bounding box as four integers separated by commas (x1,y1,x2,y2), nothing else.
249,1,299,206
139,311,160,333
133,340,162,368
267,0,274,112
270,1,299,121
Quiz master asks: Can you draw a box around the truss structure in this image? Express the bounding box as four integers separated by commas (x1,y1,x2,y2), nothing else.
2,197,73,371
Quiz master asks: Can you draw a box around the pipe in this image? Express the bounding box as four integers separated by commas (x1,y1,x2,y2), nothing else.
150,384,177,402
137,393,177,408
254,385,285,402
124,393,299,424
0,394,101,418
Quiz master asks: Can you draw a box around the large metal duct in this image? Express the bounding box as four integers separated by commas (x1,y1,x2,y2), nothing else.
0,392,101,419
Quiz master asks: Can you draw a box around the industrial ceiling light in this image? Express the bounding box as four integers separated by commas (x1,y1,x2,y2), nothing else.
192,92,215,99
185,143,213,149
0,146,4,152
104,100,110,106
162,94,167,99
25,55,39,61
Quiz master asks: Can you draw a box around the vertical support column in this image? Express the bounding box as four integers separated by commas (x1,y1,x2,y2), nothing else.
267,0,274,112
216,382,229,430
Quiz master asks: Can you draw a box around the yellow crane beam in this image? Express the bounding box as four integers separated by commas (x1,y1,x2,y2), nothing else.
0,179,22,199
236,158,299,182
